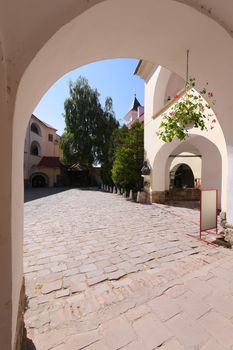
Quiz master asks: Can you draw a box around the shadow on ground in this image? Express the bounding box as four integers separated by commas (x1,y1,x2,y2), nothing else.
24,187,71,203
24,186,101,203
22,334,36,350
165,200,200,210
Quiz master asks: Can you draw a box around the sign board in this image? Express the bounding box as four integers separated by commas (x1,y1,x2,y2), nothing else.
200,189,218,236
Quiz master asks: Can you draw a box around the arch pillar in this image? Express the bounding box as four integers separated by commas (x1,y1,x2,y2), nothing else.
0,49,21,349
224,146,233,243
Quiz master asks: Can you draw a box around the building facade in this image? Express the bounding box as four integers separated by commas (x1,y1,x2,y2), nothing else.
135,61,227,210
24,115,61,187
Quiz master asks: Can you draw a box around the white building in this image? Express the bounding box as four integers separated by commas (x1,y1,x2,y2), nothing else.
24,115,61,187
135,61,227,210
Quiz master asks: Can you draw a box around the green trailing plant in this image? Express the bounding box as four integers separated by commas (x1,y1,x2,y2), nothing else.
157,78,217,142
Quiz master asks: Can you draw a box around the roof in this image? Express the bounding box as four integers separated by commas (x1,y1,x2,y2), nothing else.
127,113,144,128
38,156,60,168
31,114,57,131
131,95,141,111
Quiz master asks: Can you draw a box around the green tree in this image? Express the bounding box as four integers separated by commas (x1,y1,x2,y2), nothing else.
112,121,144,190
101,124,129,185
60,77,118,169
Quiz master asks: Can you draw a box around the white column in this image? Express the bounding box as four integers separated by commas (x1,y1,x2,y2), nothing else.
0,48,14,349
226,145,233,224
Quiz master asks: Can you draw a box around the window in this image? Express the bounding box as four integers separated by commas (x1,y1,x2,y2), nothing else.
48,134,53,142
31,144,39,156
31,123,41,135
30,141,41,156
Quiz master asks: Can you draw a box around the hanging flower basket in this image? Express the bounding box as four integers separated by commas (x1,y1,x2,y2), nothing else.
157,78,217,143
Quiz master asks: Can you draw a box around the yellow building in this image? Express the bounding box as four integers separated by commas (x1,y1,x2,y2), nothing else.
24,115,61,187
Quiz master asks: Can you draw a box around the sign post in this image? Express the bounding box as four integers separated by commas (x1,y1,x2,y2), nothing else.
187,189,222,245
200,189,218,241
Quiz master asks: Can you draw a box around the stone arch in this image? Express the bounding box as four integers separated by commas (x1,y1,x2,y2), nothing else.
6,1,233,348
30,172,48,188
169,163,195,189
152,134,223,209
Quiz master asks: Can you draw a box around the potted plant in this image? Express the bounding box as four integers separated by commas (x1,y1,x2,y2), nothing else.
157,78,217,142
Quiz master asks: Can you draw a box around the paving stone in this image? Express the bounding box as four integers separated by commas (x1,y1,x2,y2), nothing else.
87,275,107,286
104,265,118,273
165,284,187,299
33,328,67,350
166,312,209,348
148,294,181,321
159,338,185,349
185,278,213,298
80,264,97,273
176,290,211,319
55,289,70,298
199,310,233,348
133,313,172,349
200,338,227,350
125,304,150,322
64,267,80,277
100,316,135,349
41,280,62,294
204,292,233,319
51,263,67,272
65,330,100,350
108,270,127,280
24,189,231,349
122,340,146,349
79,340,107,350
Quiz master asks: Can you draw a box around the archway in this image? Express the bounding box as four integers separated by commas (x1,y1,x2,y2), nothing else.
30,173,48,188
152,134,224,209
170,163,195,190
2,1,233,348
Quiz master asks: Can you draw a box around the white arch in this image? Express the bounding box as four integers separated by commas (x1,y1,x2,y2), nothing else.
6,1,233,347
152,134,223,209
166,152,202,190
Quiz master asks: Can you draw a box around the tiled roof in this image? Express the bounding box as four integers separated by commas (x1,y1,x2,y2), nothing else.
38,156,60,168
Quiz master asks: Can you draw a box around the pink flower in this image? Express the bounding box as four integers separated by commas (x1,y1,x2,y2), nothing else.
200,106,204,112
169,111,176,117
208,92,213,98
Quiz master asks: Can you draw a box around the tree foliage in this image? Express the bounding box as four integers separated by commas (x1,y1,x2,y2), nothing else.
112,121,144,190
101,125,129,185
60,77,119,168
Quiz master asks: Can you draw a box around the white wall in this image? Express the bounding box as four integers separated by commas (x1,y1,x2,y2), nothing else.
143,67,227,210
1,0,233,348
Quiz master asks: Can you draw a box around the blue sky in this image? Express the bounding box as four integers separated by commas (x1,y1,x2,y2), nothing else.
34,58,144,135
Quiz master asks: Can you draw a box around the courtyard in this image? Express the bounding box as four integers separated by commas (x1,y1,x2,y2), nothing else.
24,189,233,350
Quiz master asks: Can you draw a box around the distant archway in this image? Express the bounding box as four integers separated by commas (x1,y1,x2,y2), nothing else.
170,163,195,189
31,173,48,187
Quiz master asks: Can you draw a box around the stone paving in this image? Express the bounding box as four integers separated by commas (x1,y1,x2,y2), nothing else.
24,189,233,349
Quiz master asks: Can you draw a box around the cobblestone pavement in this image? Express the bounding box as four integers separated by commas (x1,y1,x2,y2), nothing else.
24,189,233,350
